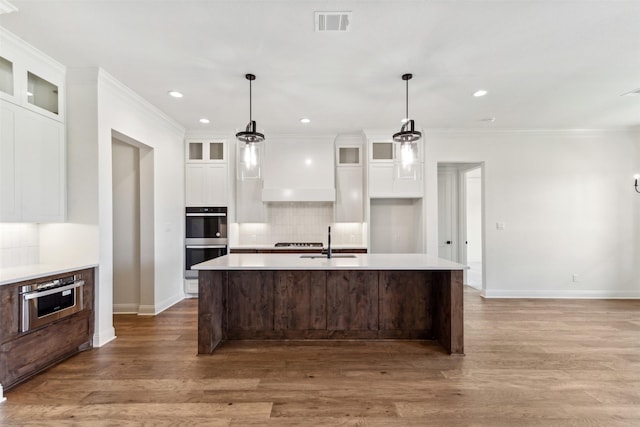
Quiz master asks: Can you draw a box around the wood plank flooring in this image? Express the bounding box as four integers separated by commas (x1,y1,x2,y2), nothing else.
1,287,639,426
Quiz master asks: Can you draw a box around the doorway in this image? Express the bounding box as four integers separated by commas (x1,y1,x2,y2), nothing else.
111,131,154,314
437,163,484,289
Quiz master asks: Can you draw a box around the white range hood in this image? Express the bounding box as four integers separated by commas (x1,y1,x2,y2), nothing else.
262,136,335,202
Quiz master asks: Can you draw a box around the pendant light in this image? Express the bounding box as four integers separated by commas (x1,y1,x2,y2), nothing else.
236,73,264,180
392,73,422,180
392,73,421,143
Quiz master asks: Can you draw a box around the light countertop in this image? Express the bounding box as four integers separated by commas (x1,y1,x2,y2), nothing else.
0,263,98,286
193,253,466,271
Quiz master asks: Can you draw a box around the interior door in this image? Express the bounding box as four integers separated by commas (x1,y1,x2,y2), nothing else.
437,167,456,261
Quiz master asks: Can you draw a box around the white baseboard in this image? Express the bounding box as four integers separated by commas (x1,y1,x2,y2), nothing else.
483,289,640,299
93,326,117,348
113,303,139,314
138,292,185,316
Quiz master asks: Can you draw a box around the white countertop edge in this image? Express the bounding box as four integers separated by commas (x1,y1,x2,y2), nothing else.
0,263,99,286
193,253,466,271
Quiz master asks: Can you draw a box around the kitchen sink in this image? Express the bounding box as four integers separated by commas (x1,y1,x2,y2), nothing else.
299,255,357,259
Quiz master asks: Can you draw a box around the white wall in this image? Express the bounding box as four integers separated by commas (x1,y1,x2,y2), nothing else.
0,223,38,268
111,138,140,313
40,68,185,347
425,130,640,298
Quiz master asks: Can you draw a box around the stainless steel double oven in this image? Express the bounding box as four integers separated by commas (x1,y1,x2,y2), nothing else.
185,207,228,279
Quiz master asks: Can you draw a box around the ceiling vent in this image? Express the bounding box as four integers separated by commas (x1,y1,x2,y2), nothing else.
315,11,351,32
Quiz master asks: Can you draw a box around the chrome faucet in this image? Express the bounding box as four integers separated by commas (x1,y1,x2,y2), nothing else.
322,226,332,259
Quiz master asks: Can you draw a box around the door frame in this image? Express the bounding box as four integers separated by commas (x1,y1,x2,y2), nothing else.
437,162,485,291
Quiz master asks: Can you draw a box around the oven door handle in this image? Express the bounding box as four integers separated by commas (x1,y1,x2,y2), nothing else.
22,280,85,301
186,213,226,217
186,245,227,249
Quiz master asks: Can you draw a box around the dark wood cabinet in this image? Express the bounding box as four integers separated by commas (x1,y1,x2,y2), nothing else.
0,268,95,390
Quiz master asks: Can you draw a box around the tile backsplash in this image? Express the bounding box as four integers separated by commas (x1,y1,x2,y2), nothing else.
0,223,39,269
237,202,364,246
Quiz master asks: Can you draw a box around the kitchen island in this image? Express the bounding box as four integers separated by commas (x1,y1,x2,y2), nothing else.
193,254,465,355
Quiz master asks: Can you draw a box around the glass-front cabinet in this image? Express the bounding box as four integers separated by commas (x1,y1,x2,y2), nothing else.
27,72,59,115
0,56,14,96
186,140,225,162
0,45,64,122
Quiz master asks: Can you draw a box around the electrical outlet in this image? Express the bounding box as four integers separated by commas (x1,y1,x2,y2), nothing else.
572,274,579,283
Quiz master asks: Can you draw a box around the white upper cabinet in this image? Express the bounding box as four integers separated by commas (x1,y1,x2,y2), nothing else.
186,140,225,163
367,138,423,198
0,29,65,122
335,139,363,222
0,29,66,222
184,138,228,207
1,100,65,222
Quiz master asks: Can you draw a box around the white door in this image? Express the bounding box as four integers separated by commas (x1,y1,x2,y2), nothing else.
437,167,456,261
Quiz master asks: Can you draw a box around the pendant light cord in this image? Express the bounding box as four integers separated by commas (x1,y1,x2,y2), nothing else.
405,77,409,121
249,78,252,123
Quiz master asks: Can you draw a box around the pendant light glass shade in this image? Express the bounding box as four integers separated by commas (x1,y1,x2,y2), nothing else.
237,139,263,180
236,74,265,180
392,73,422,180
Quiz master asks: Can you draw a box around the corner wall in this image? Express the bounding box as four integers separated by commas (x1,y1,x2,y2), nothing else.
40,67,185,347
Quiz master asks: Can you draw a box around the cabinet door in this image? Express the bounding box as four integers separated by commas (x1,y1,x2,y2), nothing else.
0,101,64,222
0,102,18,220
369,164,394,197
205,164,228,206
185,164,207,206
335,167,363,222
185,164,228,206
19,111,65,222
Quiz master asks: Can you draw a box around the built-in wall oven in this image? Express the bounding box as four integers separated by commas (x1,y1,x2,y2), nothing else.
20,274,85,332
185,207,228,279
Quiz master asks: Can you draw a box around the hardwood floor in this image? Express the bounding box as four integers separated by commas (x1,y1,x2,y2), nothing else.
1,287,639,426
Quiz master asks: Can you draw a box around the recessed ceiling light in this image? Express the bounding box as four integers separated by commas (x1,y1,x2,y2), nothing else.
300,118,311,124
199,118,210,124
479,117,496,123
168,91,183,98
473,90,488,97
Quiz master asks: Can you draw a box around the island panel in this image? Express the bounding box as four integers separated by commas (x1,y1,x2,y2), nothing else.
378,271,433,339
227,271,275,339
274,270,327,333
432,270,464,354
197,270,225,353
326,271,378,337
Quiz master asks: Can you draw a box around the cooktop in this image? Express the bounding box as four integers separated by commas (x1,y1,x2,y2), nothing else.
274,242,323,248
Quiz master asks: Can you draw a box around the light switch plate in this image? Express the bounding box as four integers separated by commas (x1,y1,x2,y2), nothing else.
496,222,506,230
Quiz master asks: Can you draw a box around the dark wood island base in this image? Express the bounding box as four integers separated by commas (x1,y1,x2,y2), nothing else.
198,269,463,355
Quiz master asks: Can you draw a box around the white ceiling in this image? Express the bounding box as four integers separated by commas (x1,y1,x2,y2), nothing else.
2,0,639,134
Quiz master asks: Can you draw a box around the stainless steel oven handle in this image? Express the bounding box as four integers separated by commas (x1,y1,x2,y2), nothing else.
186,213,226,217
22,280,85,300
186,245,227,249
